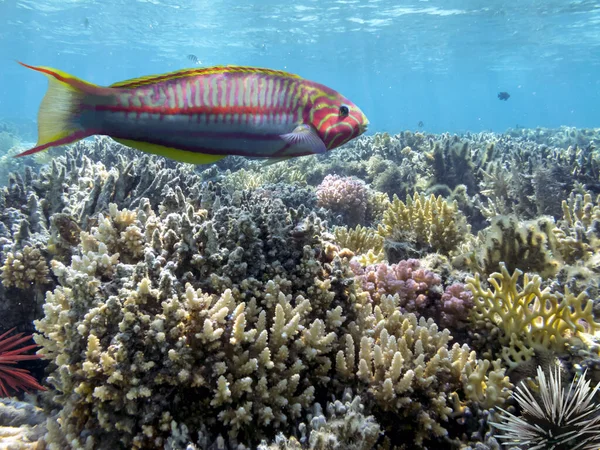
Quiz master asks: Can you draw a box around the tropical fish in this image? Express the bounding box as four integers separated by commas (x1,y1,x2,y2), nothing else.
497,91,510,101
187,54,201,65
15,62,369,164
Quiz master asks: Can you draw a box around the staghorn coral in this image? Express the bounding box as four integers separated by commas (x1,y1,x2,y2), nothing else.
379,192,471,260
467,263,600,369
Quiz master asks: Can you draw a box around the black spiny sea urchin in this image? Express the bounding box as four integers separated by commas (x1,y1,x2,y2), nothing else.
492,364,600,450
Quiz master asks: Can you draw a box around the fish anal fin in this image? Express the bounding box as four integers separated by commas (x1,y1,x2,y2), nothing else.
113,138,225,165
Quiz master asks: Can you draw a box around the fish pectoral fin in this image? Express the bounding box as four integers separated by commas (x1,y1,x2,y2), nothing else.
113,138,225,165
280,124,327,154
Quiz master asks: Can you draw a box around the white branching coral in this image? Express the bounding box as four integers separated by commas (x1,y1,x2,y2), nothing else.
335,293,512,445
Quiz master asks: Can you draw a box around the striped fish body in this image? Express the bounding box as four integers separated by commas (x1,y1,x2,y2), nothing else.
17,64,369,164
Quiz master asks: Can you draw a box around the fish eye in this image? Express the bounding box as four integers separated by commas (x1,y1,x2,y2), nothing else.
339,104,349,118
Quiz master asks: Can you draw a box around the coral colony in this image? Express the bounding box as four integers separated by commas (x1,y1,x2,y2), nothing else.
0,127,600,449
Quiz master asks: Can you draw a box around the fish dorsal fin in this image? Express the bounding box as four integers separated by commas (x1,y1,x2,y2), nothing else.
110,65,302,89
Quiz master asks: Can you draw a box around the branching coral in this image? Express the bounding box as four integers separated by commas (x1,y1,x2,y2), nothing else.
333,225,384,264
555,191,600,264
457,215,563,278
467,263,600,368
258,391,381,450
335,304,511,446
33,193,362,449
1,246,50,289
350,259,441,312
379,192,471,259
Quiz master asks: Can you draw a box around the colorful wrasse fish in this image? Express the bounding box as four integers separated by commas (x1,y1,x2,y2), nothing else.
15,62,369,164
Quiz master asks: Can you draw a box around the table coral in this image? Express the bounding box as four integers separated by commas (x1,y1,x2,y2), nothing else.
467,263,600,368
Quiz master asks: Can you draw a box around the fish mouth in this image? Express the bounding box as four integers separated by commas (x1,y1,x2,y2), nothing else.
360,122,369,134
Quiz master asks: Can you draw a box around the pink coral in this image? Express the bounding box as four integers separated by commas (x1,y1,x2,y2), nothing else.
350,259,441,312
316,174,368,226
437,283,474,330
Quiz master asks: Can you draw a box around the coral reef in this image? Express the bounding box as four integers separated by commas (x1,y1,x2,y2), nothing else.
1,127,599,450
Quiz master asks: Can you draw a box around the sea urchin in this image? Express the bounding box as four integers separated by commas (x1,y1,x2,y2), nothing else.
492,364,600,450
0,327,45,397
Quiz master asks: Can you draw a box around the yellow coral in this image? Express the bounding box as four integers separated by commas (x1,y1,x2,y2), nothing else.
333,225,384,263
458,215,563,278
378,192,470,255
467,263,600,368
1,246,50,289
554,192,600,264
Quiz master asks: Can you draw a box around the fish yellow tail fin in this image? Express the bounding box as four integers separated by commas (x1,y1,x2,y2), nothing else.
15,62,103,158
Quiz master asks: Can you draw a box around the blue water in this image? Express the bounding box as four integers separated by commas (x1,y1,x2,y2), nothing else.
1,0,599,135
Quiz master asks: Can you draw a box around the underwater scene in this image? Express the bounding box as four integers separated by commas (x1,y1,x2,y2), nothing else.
1,0,600,449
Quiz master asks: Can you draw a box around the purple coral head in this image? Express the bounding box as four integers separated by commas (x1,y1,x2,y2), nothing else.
438,283,474,330
316,174,368,226
351,259,441,311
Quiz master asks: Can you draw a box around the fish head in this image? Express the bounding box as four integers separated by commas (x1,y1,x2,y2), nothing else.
309,91,369,150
